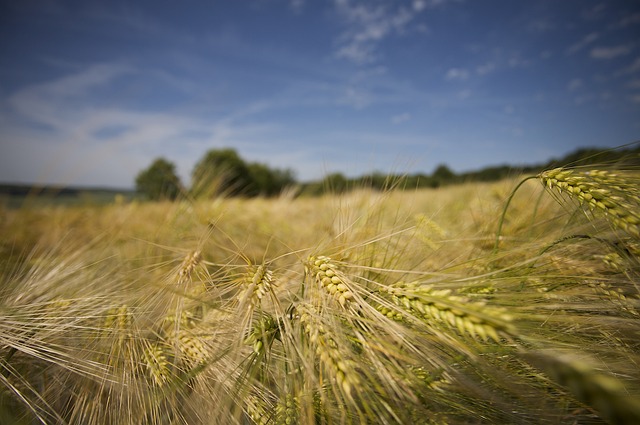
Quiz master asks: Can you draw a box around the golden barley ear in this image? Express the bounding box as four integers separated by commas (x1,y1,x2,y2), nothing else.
539,168,640,239
523,351,640,425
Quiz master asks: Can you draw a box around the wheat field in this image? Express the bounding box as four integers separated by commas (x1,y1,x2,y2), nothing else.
1,167,639,424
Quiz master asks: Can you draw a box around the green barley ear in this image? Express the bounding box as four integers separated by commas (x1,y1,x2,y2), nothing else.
379,281,516,342
142,343,172,387
241,264,276,308
274,393,298,425
244,393,273,425
523,351,640,425
103,304,132,336
539,168,640,239
305,256,356,309
295,303,360,399
244,313,280,355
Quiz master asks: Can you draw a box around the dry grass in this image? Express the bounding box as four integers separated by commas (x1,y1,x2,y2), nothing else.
1,169,639,424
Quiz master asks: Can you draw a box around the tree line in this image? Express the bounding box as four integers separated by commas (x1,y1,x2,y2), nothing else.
135,149,296,200
135,145,640,200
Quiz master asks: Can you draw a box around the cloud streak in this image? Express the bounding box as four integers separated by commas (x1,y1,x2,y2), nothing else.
333,0,428,64
590,44,633,60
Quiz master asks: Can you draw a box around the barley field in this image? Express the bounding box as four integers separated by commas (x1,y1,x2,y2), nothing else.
1,167,639,424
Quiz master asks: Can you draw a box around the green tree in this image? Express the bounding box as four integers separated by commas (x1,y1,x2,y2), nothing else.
322,172,348,194
247,163,296,197
135,158,182,200
191,148,253,198
432,164,456,187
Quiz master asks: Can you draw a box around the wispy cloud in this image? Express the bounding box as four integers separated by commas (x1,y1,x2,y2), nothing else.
0,62,296,186
614,13,640,29
567,32,599,54
445,67,469,81
476,62,496,75
590,44,633,60
567,78,583,91
333,0,428,64
391,112,411,124
8,63,134,130
617,57,640,75
338,86,373,109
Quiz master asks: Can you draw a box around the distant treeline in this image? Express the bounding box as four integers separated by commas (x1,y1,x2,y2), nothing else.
2,145,639,203
0,185,135,199
298,145,640,195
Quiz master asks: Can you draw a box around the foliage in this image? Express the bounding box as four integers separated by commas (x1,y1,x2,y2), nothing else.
135,157,182,200
191,148,253,198
190,148,295,198
127,144,640,200
2,161,640,424
247,162,296,197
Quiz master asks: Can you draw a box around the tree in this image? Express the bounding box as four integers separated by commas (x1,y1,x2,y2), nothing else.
191,148,253,198
135,158,182,200
432,164,456,187
247,163,296,197
322,172,348,194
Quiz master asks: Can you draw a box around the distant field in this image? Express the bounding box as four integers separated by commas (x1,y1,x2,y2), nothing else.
0,184,138,209
1,169,639,424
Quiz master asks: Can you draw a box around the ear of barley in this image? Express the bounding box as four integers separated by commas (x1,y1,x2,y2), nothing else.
237,264,276,309
244,393,272,425
244,313,280,354
524,351,640,425
305,256,356,310
176,329,209,366
295,303,360,399
142,343,171,387
539,168,640,239
103,304,132,337
177,250,203,283
379,281,516,341
274,393,298,425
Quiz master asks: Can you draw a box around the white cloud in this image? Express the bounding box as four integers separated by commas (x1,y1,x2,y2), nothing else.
333,0,427,64
338,86,373,109
617,57,640,75
391,112,411,124
445,67,469,81
412,0,426,12
616,13,640,28
567,78,583,91
567,32,599,54
527,19,555,33
476,62,495,75
628,79,640,89
8,63,133,130
590,45,632,60
457,89,471,100
290,0,305,12
0,62,298,187
630,94,640,104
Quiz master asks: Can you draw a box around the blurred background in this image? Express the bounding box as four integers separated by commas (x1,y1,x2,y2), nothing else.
1,0,639,189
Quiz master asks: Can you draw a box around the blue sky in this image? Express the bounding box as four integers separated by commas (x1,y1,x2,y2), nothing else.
1,0,639,188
